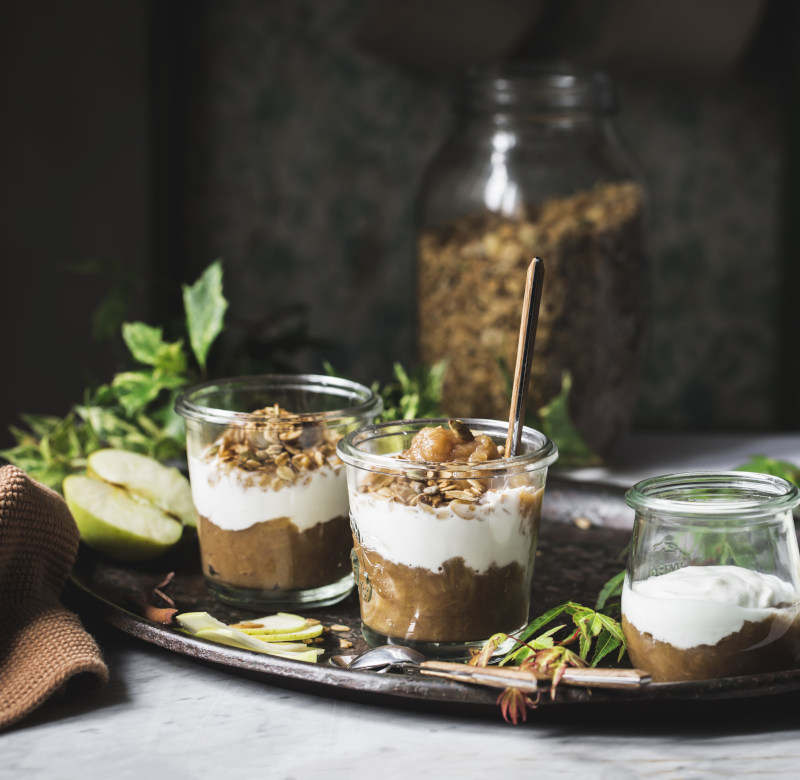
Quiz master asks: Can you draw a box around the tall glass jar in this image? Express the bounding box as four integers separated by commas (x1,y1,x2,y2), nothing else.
416,62,648,456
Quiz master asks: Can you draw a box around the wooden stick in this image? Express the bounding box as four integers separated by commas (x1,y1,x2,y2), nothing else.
420,660,650,691
506,257,544,457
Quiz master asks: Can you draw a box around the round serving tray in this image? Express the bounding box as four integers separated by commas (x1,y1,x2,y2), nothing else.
66,476,800,722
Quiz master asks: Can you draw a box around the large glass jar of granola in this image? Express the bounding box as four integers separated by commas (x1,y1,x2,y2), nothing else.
416,62,647,456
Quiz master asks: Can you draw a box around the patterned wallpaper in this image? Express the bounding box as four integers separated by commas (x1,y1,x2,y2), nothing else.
177,0,783,432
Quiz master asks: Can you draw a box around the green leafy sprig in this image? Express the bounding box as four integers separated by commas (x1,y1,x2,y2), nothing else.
470,570,628,724
373,360,448,422
324,360,447,423
0,260,228,491
735,455,800,488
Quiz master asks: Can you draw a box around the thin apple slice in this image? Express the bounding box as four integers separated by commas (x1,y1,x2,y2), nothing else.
176,611,229,634
239,623,324,642
64,474,183,562
87,448,197,527
176,612,320,662
233,612,309,634
194,628,320,662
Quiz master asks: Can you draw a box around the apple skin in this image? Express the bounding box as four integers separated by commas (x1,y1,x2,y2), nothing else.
64,474,183,562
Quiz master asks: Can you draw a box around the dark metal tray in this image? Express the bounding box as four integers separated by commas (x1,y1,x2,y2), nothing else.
66,476,800,722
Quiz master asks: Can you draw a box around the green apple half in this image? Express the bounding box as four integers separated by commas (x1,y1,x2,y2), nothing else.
87,448,196,527
64,472,184,562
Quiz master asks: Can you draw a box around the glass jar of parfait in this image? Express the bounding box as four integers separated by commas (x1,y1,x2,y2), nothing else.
622,471,800,682
176,374,382,610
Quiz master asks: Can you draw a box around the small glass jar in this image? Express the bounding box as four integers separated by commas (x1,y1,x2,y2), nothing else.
337,418,558,658
175,374,382,610
416,62,647,454
622,472,800,682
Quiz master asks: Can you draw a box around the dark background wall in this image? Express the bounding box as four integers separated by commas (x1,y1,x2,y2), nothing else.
1,0,797,450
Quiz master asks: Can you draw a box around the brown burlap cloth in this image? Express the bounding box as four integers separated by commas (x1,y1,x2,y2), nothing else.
0,465,108,731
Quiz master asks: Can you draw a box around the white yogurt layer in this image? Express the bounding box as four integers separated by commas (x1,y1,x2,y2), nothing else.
622,565,800,650
188,455,347,532
348,486,540,573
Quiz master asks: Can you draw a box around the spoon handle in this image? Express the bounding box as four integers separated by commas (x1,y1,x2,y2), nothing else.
420,660,650,691
506,257,544,457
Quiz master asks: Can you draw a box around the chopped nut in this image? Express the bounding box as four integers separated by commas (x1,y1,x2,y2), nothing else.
338,638,353,649
330,624,350,633
201,404,343,489
574,516,592,530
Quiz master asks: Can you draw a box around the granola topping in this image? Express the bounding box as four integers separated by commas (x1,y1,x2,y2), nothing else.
205,404,342,492
188,404,348,534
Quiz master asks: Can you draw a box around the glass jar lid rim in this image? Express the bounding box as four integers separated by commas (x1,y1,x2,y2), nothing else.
459,60,617,114
337,417,558,474
174,373,381,425
625,471,800,517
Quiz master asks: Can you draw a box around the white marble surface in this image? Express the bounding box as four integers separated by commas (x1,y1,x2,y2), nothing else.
5,432,800,779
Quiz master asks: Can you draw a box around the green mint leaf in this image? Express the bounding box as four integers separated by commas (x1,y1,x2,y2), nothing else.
735,455,800,487
122,323,187,375
183,258,228,372
589,631,622,667
111,371,187,416
123,322,168,366
595,613,626,645
595,569,625,611
509,604,570,650
536,373,601,468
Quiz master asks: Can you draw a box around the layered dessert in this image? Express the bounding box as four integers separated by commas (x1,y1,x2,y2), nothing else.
348,420,544,644
188,404,351,592
622,565,800,682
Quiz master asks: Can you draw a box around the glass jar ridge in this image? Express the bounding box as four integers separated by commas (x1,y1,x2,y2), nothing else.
456,61,617,116
625,471,800,520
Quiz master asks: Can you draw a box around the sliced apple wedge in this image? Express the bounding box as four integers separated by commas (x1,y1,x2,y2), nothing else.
176,611,322,663
87,448,197,527
64,474,183,562
235,613,309,633
230,612,324,642
239,623,324,642
175,611,229,634
195,630,320,661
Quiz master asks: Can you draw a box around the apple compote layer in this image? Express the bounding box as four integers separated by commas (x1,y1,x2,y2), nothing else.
352,544,530,642
622,565,800,682
198,511,351,590
349,422,544,643
188,405,352,591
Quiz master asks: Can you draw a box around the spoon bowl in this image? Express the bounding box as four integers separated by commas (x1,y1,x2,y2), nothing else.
329,644,427,671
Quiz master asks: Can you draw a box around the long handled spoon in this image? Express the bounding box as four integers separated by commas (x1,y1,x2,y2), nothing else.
506,257,545,458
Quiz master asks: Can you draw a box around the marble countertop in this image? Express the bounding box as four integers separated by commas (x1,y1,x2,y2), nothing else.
5,432,800,779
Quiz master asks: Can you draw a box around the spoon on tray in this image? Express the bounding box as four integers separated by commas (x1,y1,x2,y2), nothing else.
330,645,650,690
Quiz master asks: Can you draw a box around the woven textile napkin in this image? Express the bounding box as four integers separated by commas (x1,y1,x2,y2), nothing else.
0,464,108,731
